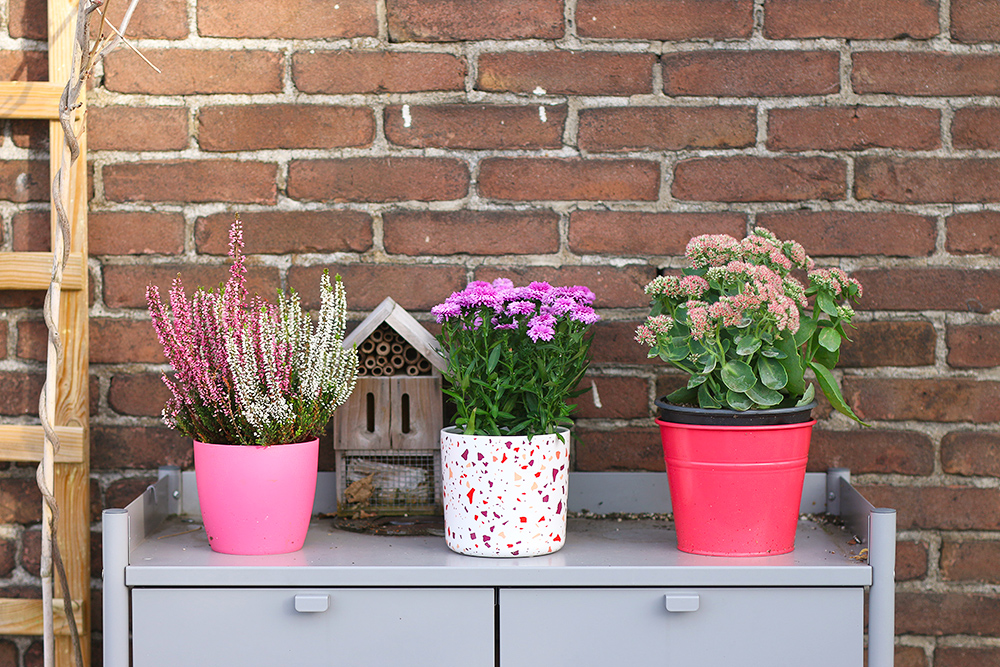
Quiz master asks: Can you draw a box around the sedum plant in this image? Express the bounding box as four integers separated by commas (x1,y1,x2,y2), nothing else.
146,219,358,446
432,279,600,438
635,228,866,424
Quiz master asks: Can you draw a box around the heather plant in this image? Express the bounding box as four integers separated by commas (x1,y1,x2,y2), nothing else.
146,219,358,446
432,279,600,438
635,228,866,424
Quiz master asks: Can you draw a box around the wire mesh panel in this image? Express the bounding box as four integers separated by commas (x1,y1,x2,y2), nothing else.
336,449,441,516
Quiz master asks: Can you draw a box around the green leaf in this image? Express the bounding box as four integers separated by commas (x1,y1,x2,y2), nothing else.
698,383,722,409
701,354,717,374
746,381,783,407
666,386,698,406
818,327,842,352
687,374,708,389
817,291,839,317
808,361,870,426
794,317,817,347
760,346,786,359
721,360,755,392
795,383,816,407
813,345,840,370
774,333,805,397
757,357,788,390
736,334,762,356
486,345,502,373
726,390,754,411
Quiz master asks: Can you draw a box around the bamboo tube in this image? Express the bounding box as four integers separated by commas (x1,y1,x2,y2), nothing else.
370,365,384,376
404,347,420,363
364,357,378,369
390,342,404,355
370,328,384,342
390,354,406,369
376,342,391,357
406,365,420,376
417,358,432,374
359,339,376,355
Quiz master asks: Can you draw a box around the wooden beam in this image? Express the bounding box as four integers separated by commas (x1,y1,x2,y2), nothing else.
0,425,85,463
0,82,64,119
0,598,81,636
0,252,85,291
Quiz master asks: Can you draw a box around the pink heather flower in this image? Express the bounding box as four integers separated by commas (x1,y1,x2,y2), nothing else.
686,234,743,268
685,300,712,339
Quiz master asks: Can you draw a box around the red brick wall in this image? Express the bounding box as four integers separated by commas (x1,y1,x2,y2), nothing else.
3,0,1000,664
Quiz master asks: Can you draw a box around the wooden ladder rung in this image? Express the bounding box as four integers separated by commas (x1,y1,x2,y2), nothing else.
0,252,85,291
0,425,85,463
0,598,82,636
0,82,65,119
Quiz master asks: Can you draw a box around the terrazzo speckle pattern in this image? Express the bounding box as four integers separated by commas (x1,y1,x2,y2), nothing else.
441,429,569,558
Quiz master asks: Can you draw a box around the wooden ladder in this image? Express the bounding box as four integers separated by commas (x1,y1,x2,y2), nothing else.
0,0,90,664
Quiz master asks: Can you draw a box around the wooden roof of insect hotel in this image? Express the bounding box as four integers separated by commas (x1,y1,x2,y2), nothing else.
344,297,447,375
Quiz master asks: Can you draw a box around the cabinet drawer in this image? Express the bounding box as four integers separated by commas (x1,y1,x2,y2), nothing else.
500,587,862,666
133,587,494,667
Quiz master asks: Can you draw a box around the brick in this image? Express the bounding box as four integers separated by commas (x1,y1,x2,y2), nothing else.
896,592,1000,635
896,647,928,667
477,52,655,96
948,325,1000,368
103,160,277,204
289,264,467,312
16,319,46,362
0,372,44,415
768,106,940,152
578,0,753,39
385,104,566,150
579,106,756,152
953,107,1000,150
0,478,42,522
104,49,283,94
197,211,373,255
199,0,376,38
941,540,1000,583
948,211,1000,255
673,157,846,202
11,211,48,251
91,319,165,364
475,265,654,309
942,430,1000,475
842,377,1000,423
937,647,1000,667
479,158,659,202
951,0,1000,42
11,119,47,150
383,210,559,256
88,106,189,152
662,51,839,97
589,321,660,366
574,427,664,472
91,0,189,39
0,535,14,576
198,105,375,151
19,523,101,580
0,160,48,202
807,429,934,475
571,376,650,421
92,425,193,470
104,264,281,309
756,211,936,257
853,52,1000,96
896,540,929,581
0,321,7,360
89,211,185,256
0,291,44,309
763,0,939,39
388,0,563,41
0,51,47,80
289,158,469,203
857,157,1000,203
853,268,1000,312
569,211,745,256
293,51,466,94
862,485,1000,530
839,320,936,367
109,373,171,417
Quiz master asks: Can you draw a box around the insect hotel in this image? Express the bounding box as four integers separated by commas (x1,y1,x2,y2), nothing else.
333,297,447,515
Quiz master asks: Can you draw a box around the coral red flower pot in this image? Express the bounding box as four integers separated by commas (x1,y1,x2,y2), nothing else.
656,401,815,557
194,439,319,555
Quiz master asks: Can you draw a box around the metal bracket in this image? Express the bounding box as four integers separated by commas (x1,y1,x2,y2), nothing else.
825,467,850,516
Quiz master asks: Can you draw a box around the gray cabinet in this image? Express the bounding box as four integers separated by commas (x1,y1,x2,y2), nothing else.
104,470,894,667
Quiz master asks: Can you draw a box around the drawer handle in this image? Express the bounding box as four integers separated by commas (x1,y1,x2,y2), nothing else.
664,594,700,613
294,594,330,613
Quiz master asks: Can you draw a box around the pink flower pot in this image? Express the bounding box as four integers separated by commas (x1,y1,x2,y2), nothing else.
441,428,569,558
194,439,319,555
657,417,814,557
